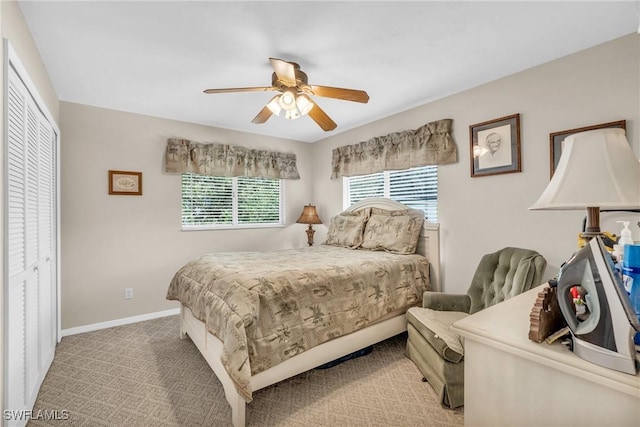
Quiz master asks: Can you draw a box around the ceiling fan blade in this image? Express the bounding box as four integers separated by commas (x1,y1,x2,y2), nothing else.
308,102,337,131
251,106,273,124
269,58,297,85
204,86,276,94
309,85,369,103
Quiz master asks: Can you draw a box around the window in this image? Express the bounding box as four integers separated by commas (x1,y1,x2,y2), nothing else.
181,173,284,229
343,166,438,222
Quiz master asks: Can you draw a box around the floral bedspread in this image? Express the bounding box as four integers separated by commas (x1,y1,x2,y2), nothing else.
166,245,430,401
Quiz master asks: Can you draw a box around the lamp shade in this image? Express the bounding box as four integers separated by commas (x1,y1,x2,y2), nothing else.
296,204,322,224
530,128,640,210
266,95,282,115
284,108,300,120
296,94,314,116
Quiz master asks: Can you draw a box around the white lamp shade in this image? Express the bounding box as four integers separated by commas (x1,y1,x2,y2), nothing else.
284,108,300,120
530,128,640,210
296,94,314,115
266,95,282,115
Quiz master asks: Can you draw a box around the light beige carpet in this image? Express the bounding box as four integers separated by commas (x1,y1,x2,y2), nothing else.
29,315,464,426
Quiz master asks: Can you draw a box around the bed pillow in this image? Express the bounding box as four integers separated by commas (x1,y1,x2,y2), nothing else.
323,208,370,249
361,209,424,254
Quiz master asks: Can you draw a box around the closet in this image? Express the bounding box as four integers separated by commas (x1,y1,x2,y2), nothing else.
5,44,59,425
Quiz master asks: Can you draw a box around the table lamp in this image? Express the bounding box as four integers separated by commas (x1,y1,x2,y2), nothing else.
296,204,322,246
530,128,640,240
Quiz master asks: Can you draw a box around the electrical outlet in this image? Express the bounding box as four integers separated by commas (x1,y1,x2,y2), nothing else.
124,288,133,299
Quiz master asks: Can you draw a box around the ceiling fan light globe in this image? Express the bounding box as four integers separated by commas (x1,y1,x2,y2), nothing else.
279,90,297,110
285,108,301,120
266,95,282,115
296,94,314,116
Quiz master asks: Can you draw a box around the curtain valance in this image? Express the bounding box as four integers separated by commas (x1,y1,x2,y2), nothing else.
164,138,300,180
331,118,457,179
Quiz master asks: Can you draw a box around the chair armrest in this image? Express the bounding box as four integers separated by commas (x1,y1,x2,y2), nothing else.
422,292,471,313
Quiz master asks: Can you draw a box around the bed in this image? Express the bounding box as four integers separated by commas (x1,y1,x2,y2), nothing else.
167,198,441,426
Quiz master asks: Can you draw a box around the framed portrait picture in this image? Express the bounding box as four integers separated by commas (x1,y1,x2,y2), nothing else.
469,113,521,178
549,120,626,178
109,170,142,195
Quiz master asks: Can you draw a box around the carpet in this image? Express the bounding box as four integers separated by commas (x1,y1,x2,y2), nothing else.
28,315,464,426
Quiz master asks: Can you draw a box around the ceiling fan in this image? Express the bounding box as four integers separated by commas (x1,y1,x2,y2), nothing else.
203,58,369,131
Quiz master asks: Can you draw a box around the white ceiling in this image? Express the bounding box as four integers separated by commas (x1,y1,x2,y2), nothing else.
18,1,639,143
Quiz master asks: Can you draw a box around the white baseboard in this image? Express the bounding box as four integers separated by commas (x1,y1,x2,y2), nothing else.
61,308,180,337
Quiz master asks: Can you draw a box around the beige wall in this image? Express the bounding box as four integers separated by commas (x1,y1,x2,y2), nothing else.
40,33,640,329
60,102,313,329
310,34,640,295
9,5,639,328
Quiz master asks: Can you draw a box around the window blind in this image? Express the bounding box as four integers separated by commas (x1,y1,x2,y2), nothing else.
182,173,283,228
237,177,281,224
344,166,438,222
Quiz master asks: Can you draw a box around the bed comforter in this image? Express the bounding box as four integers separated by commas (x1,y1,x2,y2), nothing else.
166,245,430,401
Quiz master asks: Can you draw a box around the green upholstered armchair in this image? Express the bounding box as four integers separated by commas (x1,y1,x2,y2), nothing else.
406,247,547,409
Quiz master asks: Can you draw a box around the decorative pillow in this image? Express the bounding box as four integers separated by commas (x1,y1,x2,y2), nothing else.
323,208,370,248
361,209,424,254
369,207,424,218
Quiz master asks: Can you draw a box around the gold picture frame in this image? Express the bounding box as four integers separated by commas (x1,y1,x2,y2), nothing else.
469,113,521,178
109,170,142,196
549,120,626,178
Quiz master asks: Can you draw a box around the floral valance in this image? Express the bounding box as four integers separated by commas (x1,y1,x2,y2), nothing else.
164,138,300,180
331,118,457,179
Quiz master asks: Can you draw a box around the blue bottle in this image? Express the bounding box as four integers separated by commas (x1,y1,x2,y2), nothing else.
622,244,640,345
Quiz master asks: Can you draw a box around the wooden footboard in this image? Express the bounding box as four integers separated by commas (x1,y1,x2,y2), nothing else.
180,304,408,427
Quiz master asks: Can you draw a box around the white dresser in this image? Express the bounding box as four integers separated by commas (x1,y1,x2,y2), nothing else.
452,285,640,427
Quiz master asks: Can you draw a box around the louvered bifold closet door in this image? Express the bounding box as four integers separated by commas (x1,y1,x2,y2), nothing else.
7,67,28,414
37,117,56,374
6,62,57,426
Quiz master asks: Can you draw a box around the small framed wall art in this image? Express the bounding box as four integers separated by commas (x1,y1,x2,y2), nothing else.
548,120,626,178
469,113,521,177
109,170,142,196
